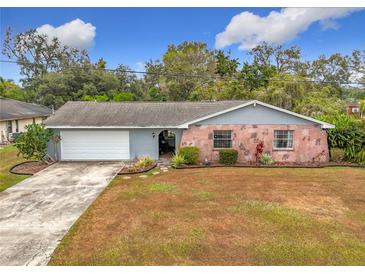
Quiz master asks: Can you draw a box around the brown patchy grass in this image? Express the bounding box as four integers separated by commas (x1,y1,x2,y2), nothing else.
49,167,365,265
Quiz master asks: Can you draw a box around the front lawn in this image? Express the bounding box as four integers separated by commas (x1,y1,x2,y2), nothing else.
50,167,365,265
0,145,29,192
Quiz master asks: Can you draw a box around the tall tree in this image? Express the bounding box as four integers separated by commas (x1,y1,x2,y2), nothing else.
307,53,351,85
249,42,303,74
35,62,119,108
215,50,239,77
0,77,34,102
2,28,89,87
239,62,275,91
351,49,365,75
161,42,216,100
115,64,138,91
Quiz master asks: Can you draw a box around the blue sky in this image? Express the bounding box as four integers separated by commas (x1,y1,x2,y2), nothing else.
1,7,365,84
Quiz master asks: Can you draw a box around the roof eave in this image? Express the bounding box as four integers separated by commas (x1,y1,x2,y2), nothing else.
0,114,50,122
45,125,188,129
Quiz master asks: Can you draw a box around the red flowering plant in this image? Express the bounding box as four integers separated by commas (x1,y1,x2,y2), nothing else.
255,141,264,163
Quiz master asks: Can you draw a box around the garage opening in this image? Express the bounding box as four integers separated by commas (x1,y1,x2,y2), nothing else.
60,130,130,160
159,130,176,160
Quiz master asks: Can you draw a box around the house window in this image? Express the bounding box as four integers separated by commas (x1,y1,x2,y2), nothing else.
274,130,294,149
15,120,19,133
213,130,232,148
352,107,359,113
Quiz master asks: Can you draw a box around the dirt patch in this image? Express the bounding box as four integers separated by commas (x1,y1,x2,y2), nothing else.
10,161,50,175
285,195,350,220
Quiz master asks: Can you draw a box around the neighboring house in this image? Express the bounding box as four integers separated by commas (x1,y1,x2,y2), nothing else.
0,98,52,144
346,102,360,115
45,100,334,163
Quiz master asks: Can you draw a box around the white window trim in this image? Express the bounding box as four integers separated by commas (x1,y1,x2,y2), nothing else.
273,130,294,151
213,130,232,149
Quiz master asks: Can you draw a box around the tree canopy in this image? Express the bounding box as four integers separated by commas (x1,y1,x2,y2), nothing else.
2,27,365,118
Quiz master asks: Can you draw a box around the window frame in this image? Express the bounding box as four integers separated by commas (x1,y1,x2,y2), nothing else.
273,130,294,150
213,130,232,149
352,107,359,113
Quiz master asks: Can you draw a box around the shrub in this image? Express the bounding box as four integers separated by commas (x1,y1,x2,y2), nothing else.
355,150,365,164
14,124,53,162
255,141,264,162
330,148,345,162
219,149,238,165
170,154,186,168
315,114,365,161
179,146,200,165
112,92,135,102
135,156,154,169
260,153,274,165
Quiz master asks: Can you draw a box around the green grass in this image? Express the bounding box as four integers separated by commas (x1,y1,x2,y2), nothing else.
91,227,207,265
149,183,176,193
119,182,176,200
229,200,312,228
193,190,215,201
230,200,365,265
0,145,29,192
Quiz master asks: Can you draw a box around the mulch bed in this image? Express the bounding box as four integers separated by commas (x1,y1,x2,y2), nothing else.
10,161,52,175
118,163,157,175
175,162,365,169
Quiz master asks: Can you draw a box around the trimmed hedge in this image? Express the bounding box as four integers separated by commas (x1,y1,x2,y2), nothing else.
219,149,238,165
179,146,200,165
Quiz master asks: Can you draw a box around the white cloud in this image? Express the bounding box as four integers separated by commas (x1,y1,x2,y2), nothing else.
135,62,145,79
36,18,96,50
319,19,340,30
215,8,362,50
135,61,145,72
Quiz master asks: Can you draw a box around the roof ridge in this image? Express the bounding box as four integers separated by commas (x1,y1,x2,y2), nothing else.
68,100,249,104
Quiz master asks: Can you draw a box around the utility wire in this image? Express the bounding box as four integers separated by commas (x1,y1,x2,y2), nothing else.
1,59,364,86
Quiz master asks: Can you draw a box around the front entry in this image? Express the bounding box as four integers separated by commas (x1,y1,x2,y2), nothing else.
158,130,176,159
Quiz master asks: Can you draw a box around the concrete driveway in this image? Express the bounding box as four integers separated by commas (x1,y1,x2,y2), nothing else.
0,161,123,266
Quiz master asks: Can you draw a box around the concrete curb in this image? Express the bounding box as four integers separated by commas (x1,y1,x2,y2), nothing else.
117,163,157,175
174,163,365,169
10,161,55,176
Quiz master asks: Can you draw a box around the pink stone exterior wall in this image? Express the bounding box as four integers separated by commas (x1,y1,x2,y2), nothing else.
180,124,329,163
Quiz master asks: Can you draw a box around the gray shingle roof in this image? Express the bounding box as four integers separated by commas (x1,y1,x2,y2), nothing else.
44,100,249,127
0,98,52,121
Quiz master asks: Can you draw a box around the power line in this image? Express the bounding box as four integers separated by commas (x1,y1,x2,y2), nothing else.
0,59,364,86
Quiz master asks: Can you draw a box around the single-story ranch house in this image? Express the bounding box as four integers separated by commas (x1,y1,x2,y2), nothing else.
45,100,334,163
0,98,52,144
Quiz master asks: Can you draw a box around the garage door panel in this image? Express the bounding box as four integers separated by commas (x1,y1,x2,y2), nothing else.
60,130,130,160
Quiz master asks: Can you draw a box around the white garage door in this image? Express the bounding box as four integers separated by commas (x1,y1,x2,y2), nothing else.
60,130,130,160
